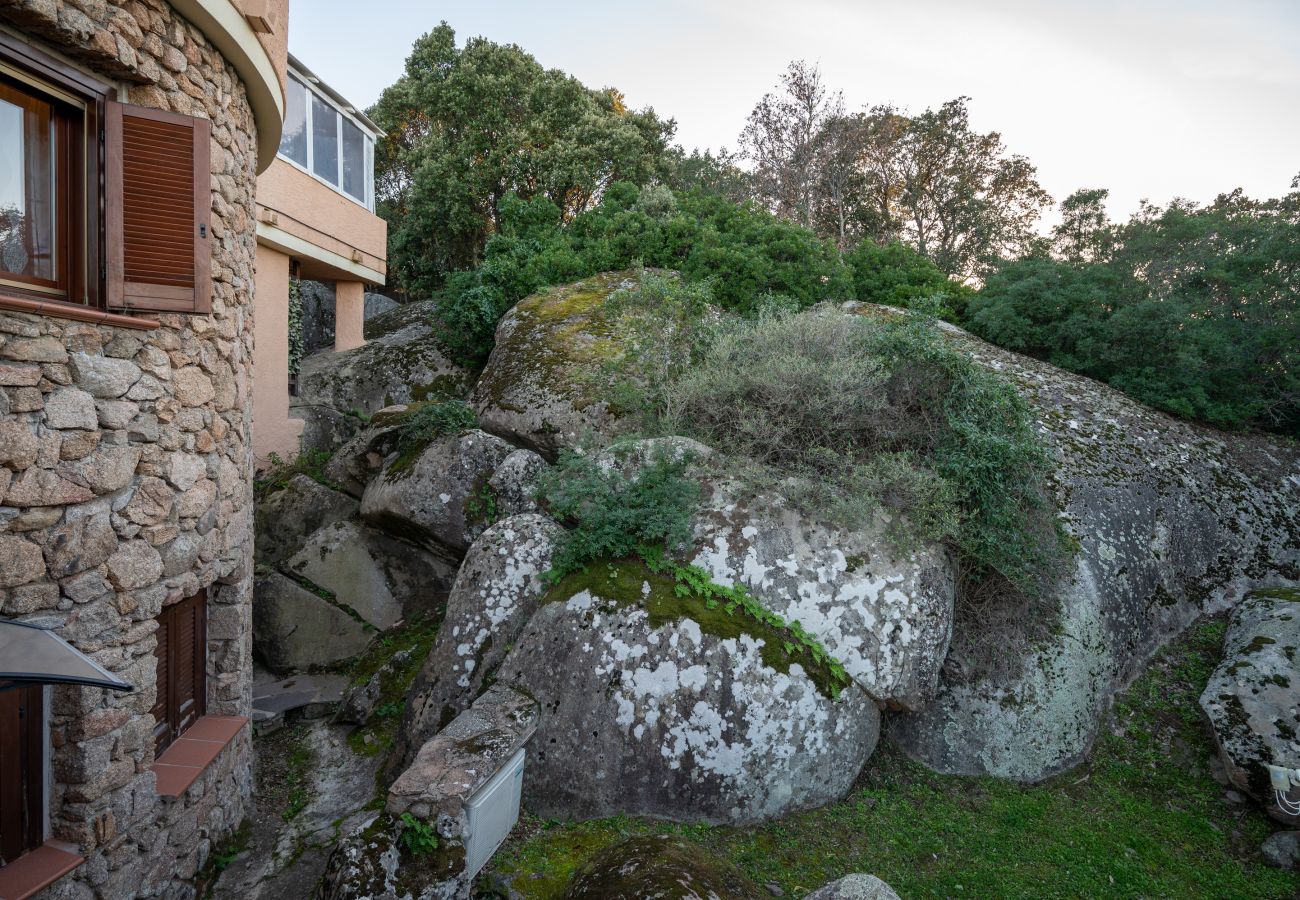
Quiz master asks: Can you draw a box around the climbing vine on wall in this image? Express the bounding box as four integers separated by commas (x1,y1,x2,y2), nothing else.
288,276,305,377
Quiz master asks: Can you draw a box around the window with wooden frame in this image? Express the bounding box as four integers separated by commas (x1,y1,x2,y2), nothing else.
0,682,45,868
152,591,207,757
0,32,212,322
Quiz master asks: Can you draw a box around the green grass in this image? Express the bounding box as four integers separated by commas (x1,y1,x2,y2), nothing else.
485,619,1299,898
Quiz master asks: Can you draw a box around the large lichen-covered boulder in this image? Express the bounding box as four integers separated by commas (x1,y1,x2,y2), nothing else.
360,429,516,556
253,570,372,673
390,513,562,779
254,474,358,565
691,480,954,712
470,270,660,457
596,436,955,712
881,309,1300,782
563,835,763,900
295,299,474,421
284,520,456,630
495,560,880,825
1200,587,1300,823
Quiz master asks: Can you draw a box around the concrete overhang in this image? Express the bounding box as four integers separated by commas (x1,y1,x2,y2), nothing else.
172,0,284,173
256,221,387,285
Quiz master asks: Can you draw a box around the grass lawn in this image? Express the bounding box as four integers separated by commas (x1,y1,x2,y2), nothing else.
483,619,1299,898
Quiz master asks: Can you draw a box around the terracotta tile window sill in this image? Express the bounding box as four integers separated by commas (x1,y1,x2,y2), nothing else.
0,841,83,900
152,715,248,798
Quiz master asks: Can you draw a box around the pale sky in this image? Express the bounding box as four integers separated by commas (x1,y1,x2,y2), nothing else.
289,0,1300,227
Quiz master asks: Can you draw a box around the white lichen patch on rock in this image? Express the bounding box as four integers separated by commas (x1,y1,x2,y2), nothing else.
391,514,562,777
496,586,880,825
689,480,954,712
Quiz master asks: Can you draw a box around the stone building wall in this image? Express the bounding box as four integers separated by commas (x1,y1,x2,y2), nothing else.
0,1,258,896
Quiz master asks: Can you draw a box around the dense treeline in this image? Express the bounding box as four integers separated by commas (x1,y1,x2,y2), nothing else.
970,184,1300,435
370,25,1298,438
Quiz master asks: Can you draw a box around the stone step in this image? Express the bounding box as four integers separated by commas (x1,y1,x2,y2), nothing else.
252,669,349,732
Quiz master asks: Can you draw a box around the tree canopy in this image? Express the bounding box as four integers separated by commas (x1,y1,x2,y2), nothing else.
968,179,1300,435
371,23,676,296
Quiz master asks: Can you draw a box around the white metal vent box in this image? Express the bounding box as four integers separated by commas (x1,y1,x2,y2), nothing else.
464,747,525,878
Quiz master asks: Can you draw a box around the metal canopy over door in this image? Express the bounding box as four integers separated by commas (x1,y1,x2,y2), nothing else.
0,682,44,867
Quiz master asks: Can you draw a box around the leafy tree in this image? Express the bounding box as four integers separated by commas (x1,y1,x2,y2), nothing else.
739,60,843,229
371,23,675,296
890,97,1051,278
968,179,1300,436
1053,188,1113,262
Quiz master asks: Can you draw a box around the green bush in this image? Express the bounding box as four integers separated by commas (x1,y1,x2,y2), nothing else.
394,399,478,457
536,445,701,580
649,305,1063,592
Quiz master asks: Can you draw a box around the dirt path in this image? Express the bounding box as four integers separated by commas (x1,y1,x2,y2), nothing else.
206,719,381,898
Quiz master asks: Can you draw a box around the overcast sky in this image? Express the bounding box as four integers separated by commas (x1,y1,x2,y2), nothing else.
289,0,1300,226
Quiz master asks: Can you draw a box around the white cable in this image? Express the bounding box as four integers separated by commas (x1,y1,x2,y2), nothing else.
1277,789,1300,817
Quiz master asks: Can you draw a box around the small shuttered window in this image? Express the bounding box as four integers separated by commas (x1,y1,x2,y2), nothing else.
0,682,44,867
105,101,211,315
152,591,207,757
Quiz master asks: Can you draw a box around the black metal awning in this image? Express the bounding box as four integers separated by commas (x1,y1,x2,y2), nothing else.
0,619,134,692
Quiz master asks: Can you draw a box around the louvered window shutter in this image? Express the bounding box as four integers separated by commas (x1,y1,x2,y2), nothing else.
105,101,211,314
152,591,208,755
152,607,172,756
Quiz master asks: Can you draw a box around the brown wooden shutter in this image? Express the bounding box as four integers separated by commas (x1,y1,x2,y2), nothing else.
151,591,208,756
152,614,171,757
105,101,211,314
0,683,44,865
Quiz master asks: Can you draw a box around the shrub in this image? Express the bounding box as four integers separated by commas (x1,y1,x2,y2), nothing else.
535,445,701,580
254,449,337,497
398,812,439,855
394,399,477,457
650,306,1064,592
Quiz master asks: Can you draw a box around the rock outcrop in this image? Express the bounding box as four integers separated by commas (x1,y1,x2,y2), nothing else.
294,300,474,444
253,570,371,673
495,571,880,824
470,270,645,456
283,520,456,630
805,874,902,900
254,474,358,565
690,478,954,712
562,835,762,899
392,513,562,777
880,310,1300,782
360,428,516,556
1200,587,1300,823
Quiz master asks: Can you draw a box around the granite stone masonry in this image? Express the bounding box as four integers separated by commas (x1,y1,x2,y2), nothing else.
0,0,262,896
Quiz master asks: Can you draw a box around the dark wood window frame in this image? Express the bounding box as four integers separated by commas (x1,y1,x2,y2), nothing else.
0,31,106,318
152,591,208,758
0,681,46,868
0,33,213,330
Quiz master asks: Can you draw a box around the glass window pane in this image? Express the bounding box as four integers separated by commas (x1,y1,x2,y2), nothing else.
341,118,365,202
0,80,57,284
279,75,307,166
311,93,338,185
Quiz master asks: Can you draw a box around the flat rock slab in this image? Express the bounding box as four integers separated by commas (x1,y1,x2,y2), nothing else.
253,672,349,722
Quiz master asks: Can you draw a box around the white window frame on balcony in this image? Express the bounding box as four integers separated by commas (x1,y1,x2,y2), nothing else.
277,67,378,213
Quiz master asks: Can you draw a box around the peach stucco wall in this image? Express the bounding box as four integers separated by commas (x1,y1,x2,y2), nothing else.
257,158,388,279
252,245,305,464
335,281,365,351
236,0,289,92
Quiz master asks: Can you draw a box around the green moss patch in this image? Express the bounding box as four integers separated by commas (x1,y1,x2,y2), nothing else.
485,619,1299,899
542,554,850,699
